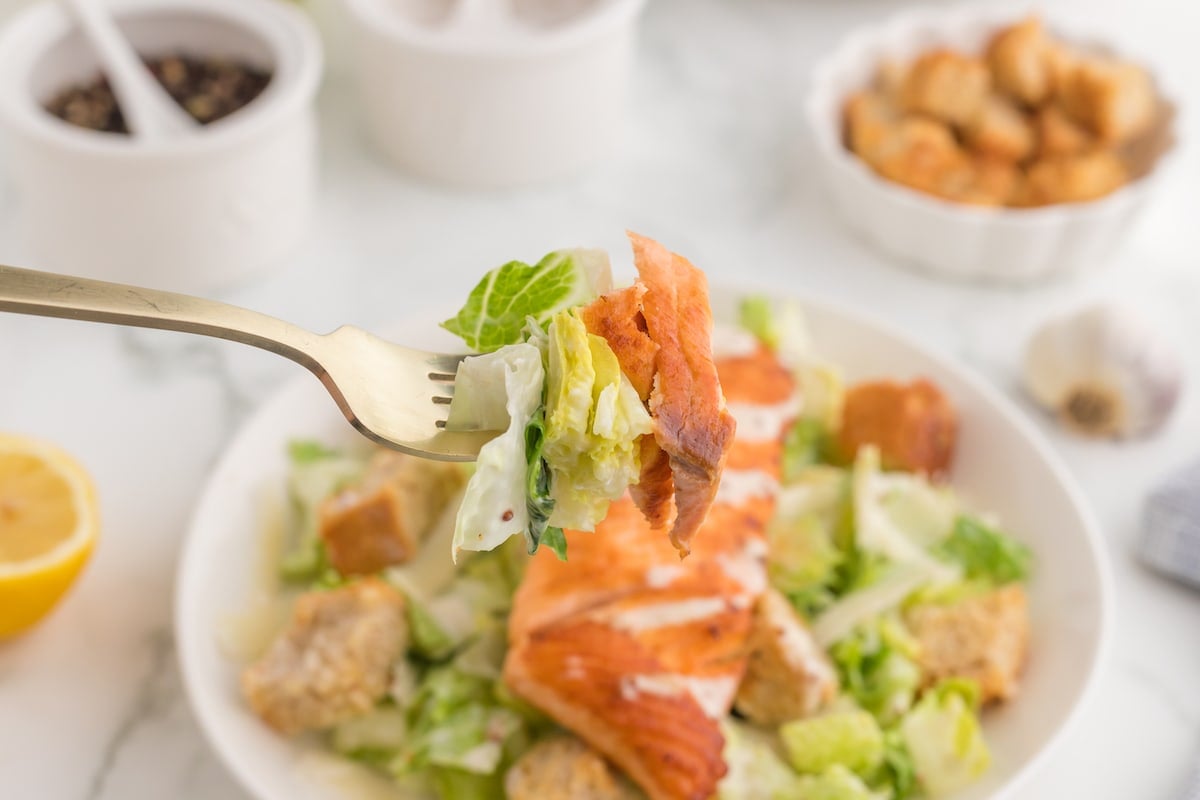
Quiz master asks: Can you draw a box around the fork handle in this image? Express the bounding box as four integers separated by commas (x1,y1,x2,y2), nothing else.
0,264,324,371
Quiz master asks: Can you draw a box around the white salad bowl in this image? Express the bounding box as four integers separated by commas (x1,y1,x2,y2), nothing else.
177,288,1112,800
805,6,1178,285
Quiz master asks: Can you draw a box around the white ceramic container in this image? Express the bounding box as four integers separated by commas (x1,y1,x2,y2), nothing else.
0,0,322,293
177,289,1111,800
341,0,646,188
805,6,1178,285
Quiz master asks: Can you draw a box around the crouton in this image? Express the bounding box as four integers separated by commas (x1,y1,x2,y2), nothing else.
506,737,634,800
734,589,838,725
963,95,1035,162
867,118,967,197
1059,57,1156,143
1034,104,1094,158
1024,151,1128,205
956,156,1022,206
900,50,991,126
906,584,1029,704
319,450,464,575
836,379,958,476
986,17,1053,106
844,90,900,162
242,579,407,735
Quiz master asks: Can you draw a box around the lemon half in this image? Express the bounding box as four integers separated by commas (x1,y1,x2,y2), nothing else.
0,434,98,638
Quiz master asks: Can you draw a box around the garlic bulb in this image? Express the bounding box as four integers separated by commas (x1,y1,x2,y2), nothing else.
1023,305,1182,438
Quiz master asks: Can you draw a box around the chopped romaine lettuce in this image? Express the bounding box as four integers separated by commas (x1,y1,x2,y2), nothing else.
441,249,613,353
812,562,938,647
739,296,782,351
780,710,885,775
543,309,652,531
852,447,960,583
867,729,918,800
717,720,805,800
782,418,831,481
279,441,365,584
447,343,546,559
397,666,526,778
830,618,921,725
406,594,459,662
769,467,848,616
331,706,408,764
933,516,1032,585
797,765,887,800
900,679,990,797
429,767,504,800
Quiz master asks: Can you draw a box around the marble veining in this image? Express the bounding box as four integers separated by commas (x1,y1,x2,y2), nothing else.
1,0,1199,799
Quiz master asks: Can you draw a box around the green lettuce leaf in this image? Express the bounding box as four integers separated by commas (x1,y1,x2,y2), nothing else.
797,765,887,800
543,309,652,531
933,516,1032,585
829,618,921,725
769,467,848,616
867,729,918,800
331,706,408,764
441,250,612,353
717,720,806,800
780,709,885,776
900,679,990,797
782,418,833,480
739,296,782,351
447,343,546,558
279,441,365,584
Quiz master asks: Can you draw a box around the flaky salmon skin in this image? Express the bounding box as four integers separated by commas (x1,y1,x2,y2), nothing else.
504,345,796,800
583,232,737,557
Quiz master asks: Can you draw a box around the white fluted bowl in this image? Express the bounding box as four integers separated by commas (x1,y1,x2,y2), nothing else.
805,7,1178,285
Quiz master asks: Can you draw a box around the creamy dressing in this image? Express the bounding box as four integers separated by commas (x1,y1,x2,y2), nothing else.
711,322,760,360
716,551,768,597
609,596,729,632
726,392,803,443
645,563,686,589
622,673,738,719
715,469,780,505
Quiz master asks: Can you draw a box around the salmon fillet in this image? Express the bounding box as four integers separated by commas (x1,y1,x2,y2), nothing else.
582,232,737,556
504,347,794,800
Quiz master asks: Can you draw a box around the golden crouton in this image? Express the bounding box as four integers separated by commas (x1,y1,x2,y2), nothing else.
836,379,958,476
1059,57,1156,143
900,50,991,126
963,95,1035,162
843,90,902,161
986,17,1053,106
906,584,1029,704
506,737,634,800
1024,151,1128,205
735,589,839,725
1035,104,1095,158
868,118,967,196
319,450,464,575
242,579,407,735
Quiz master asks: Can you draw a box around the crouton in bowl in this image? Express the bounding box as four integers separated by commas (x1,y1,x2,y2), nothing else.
806,8,1177,284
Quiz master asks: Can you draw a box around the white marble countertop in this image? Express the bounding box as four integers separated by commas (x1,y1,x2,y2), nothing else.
2,0,1200,798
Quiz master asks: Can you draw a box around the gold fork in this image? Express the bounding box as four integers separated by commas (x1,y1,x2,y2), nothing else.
0,265,495,461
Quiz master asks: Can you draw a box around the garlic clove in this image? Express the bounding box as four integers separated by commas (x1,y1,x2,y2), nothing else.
1022,304,1182,439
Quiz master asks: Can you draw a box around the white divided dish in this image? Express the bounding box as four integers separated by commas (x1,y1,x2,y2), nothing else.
340,0,646,187
0,0,322,293
177,288,1112,800
805,6,1178,285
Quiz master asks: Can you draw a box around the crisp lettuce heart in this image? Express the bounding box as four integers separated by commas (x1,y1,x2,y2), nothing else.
446,343,545,558
543,309,653,531
441,249,613,353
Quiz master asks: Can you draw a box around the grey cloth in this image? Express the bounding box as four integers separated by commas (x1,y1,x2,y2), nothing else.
1142,461,1200,589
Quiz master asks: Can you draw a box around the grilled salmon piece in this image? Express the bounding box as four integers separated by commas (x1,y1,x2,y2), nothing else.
581,233,738,555
505,347,795,800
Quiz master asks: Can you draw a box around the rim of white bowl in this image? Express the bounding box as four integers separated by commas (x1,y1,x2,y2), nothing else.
803,4,1182,227
0,0,323,159
340,0,647,58
176,287,1114,800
